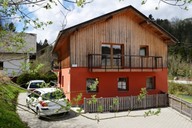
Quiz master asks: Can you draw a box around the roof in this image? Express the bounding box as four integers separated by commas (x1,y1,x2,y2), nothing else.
0,32,37,54
53,5,178,52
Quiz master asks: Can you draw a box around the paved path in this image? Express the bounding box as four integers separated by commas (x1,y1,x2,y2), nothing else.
169,80,192,84
17,93,192,128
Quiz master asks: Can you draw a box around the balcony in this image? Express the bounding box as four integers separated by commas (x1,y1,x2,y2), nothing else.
88,54,163,72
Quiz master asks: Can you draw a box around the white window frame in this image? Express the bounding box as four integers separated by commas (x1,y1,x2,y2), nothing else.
118,77,128,91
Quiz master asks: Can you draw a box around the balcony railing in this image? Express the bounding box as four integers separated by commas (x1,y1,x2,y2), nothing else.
88,54,163,72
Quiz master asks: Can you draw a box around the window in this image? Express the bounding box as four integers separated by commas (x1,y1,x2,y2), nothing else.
101,43,123,68
118,78,128,91
86,78,98,92
146,77,155,90
140,46,149,56
0,61,3,70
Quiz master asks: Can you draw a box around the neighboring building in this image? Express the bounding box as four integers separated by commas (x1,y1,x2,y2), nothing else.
52,6,178,104
0,32,36,77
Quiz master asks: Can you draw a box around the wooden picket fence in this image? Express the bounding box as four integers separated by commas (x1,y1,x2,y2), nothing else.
169,95,192,119
84,94,168,113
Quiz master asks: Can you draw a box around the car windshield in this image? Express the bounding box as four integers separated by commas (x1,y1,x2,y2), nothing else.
30,82,44,88
42,90,66,100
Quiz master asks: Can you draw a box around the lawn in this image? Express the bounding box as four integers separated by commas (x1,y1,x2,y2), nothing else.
178,95,192,103
0,83,28,128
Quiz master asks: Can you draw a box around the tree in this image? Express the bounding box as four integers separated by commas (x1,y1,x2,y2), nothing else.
141,0,192,9
0,0,93,31
0,0,93,81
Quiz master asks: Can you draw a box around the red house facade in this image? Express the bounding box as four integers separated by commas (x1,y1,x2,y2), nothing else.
52,6,177,104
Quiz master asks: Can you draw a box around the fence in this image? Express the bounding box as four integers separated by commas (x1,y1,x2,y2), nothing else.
169,95,192,119
84,94,168,113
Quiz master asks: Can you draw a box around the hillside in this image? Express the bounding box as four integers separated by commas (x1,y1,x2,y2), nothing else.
0,83,28,128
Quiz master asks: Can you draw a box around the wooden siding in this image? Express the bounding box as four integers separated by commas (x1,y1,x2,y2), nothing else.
70,12,168,67
59,37,70,68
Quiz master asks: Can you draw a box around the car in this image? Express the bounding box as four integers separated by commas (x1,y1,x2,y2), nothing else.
26,88,70,118
27,80,45,94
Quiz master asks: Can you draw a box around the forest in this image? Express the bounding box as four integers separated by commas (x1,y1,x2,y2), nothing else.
152,16,192,79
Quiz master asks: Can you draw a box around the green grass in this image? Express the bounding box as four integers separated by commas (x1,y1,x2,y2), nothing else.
0,83,28,128
178,95,192,103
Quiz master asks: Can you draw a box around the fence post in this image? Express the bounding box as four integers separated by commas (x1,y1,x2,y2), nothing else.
144,96,147,109
180,98,182,113
166,94,169,106
117,96,120,111
156,94,159,107
169,95,172,107
84,98,87,113
131,96,133,110
100,97,103,112
191,104,192,120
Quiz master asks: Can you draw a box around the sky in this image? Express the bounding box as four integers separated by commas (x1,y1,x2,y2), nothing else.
20,0,192,44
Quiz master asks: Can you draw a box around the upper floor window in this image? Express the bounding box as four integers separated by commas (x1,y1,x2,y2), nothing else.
118,77,128,91
140,45,149,56
146,77,155,90
101,43,124,68
0,61,3,70
86,78,99,93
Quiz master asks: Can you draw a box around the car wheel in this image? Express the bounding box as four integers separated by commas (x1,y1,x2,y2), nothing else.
36,108,41,119
65,111,69,115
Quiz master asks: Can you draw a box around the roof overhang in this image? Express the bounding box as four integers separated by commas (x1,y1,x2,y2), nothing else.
52,5,178,53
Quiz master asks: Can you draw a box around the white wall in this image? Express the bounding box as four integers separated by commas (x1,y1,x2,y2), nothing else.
0,32,36,77
0,54,29,77
0,33,37,54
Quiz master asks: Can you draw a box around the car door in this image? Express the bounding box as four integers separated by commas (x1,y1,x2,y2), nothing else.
28,91,41,110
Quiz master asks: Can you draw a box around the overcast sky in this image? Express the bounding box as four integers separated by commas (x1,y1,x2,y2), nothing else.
23,0,192,44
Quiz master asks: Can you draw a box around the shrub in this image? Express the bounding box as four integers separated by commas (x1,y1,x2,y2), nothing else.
16,73,40,88
16,72,57,88
169,82,192,96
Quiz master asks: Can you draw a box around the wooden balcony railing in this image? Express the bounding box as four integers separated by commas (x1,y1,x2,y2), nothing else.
88,54,163,72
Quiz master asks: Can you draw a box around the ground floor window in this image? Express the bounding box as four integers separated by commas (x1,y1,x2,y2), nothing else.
0,61,3,70
146,77,155,90
118,77,128,91
86,78,99,93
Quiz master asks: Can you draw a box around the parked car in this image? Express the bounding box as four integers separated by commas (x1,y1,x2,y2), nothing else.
27,80,45,94
26,88,70,118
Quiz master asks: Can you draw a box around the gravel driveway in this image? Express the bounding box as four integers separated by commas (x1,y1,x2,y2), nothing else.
17,93,192,128
16,93,97,128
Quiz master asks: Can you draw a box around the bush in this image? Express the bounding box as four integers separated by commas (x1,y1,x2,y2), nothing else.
169,82,192,96
16,73,40,88
16,72,57,88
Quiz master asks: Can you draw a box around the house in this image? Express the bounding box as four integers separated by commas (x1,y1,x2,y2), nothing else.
52,6,178,104
0,32,36,78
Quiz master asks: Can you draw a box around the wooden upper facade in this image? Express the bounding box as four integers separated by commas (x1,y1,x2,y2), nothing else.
53,6,177,71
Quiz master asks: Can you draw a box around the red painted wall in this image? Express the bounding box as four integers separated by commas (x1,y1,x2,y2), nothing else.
60,68,71,100
60,67,168,104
